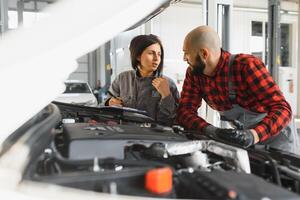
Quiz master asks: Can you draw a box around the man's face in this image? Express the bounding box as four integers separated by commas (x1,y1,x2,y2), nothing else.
183,41,205,75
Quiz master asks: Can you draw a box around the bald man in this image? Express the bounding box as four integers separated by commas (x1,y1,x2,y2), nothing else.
177,26,299,153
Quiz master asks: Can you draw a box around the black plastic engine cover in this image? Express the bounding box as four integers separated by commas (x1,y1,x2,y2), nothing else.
63,123,187,160
175,170,300,200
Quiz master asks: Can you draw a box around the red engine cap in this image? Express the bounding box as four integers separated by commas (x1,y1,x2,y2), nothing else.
145,167,173,195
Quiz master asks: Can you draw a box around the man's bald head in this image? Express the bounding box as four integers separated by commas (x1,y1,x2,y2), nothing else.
185,26,221,53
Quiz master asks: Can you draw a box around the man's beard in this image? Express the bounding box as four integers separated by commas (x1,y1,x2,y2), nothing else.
191,55,205,76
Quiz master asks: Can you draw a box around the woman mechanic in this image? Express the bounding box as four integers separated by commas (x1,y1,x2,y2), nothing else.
105,34,179,125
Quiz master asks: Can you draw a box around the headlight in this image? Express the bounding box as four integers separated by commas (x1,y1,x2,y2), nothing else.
85,98,97,106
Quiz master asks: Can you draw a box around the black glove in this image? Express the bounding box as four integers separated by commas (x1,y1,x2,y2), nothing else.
203,125,254,148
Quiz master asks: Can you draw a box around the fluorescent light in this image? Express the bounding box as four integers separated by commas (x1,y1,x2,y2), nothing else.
116,47,124,54
234,7,267,13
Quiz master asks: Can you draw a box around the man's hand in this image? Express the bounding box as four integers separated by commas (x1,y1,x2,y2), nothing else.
216,129,255,148
152,77,170,99
108,97,123,107
203,125,257,148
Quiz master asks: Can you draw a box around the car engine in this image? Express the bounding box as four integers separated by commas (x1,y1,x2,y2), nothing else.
24,103,300,199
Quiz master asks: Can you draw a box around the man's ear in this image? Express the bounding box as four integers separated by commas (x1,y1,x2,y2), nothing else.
199,48,209,59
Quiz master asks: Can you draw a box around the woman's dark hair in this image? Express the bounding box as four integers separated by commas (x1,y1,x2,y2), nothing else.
129,34,164,76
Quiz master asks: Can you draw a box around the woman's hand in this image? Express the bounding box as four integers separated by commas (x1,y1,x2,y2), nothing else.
152,77,170,99
108,97,123,107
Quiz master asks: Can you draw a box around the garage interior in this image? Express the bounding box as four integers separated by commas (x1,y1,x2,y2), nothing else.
1,0,299,132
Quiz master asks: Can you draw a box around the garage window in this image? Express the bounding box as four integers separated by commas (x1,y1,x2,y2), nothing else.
252,21,263,36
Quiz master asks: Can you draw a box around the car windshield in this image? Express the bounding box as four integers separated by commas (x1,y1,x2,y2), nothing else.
64,83,90,94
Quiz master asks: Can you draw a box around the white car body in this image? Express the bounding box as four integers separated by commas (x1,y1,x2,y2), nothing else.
54,80,98,107
0,0,171,199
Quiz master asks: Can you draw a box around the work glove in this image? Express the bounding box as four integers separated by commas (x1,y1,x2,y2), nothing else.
203,125,254,148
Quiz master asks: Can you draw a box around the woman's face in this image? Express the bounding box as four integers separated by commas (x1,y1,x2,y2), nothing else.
138,43,161,74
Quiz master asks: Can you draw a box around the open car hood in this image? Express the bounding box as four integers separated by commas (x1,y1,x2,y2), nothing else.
0,0,175,146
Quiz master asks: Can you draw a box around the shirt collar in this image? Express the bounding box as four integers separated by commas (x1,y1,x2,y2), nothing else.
210,48,230,77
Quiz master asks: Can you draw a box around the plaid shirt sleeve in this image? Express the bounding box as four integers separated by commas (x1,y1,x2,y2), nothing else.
176,67,210,132
241,57,292,141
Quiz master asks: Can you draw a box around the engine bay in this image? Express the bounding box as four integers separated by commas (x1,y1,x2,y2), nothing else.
24,103,300,199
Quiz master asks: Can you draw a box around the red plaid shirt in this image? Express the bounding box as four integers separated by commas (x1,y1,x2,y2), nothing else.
177,49,292,142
